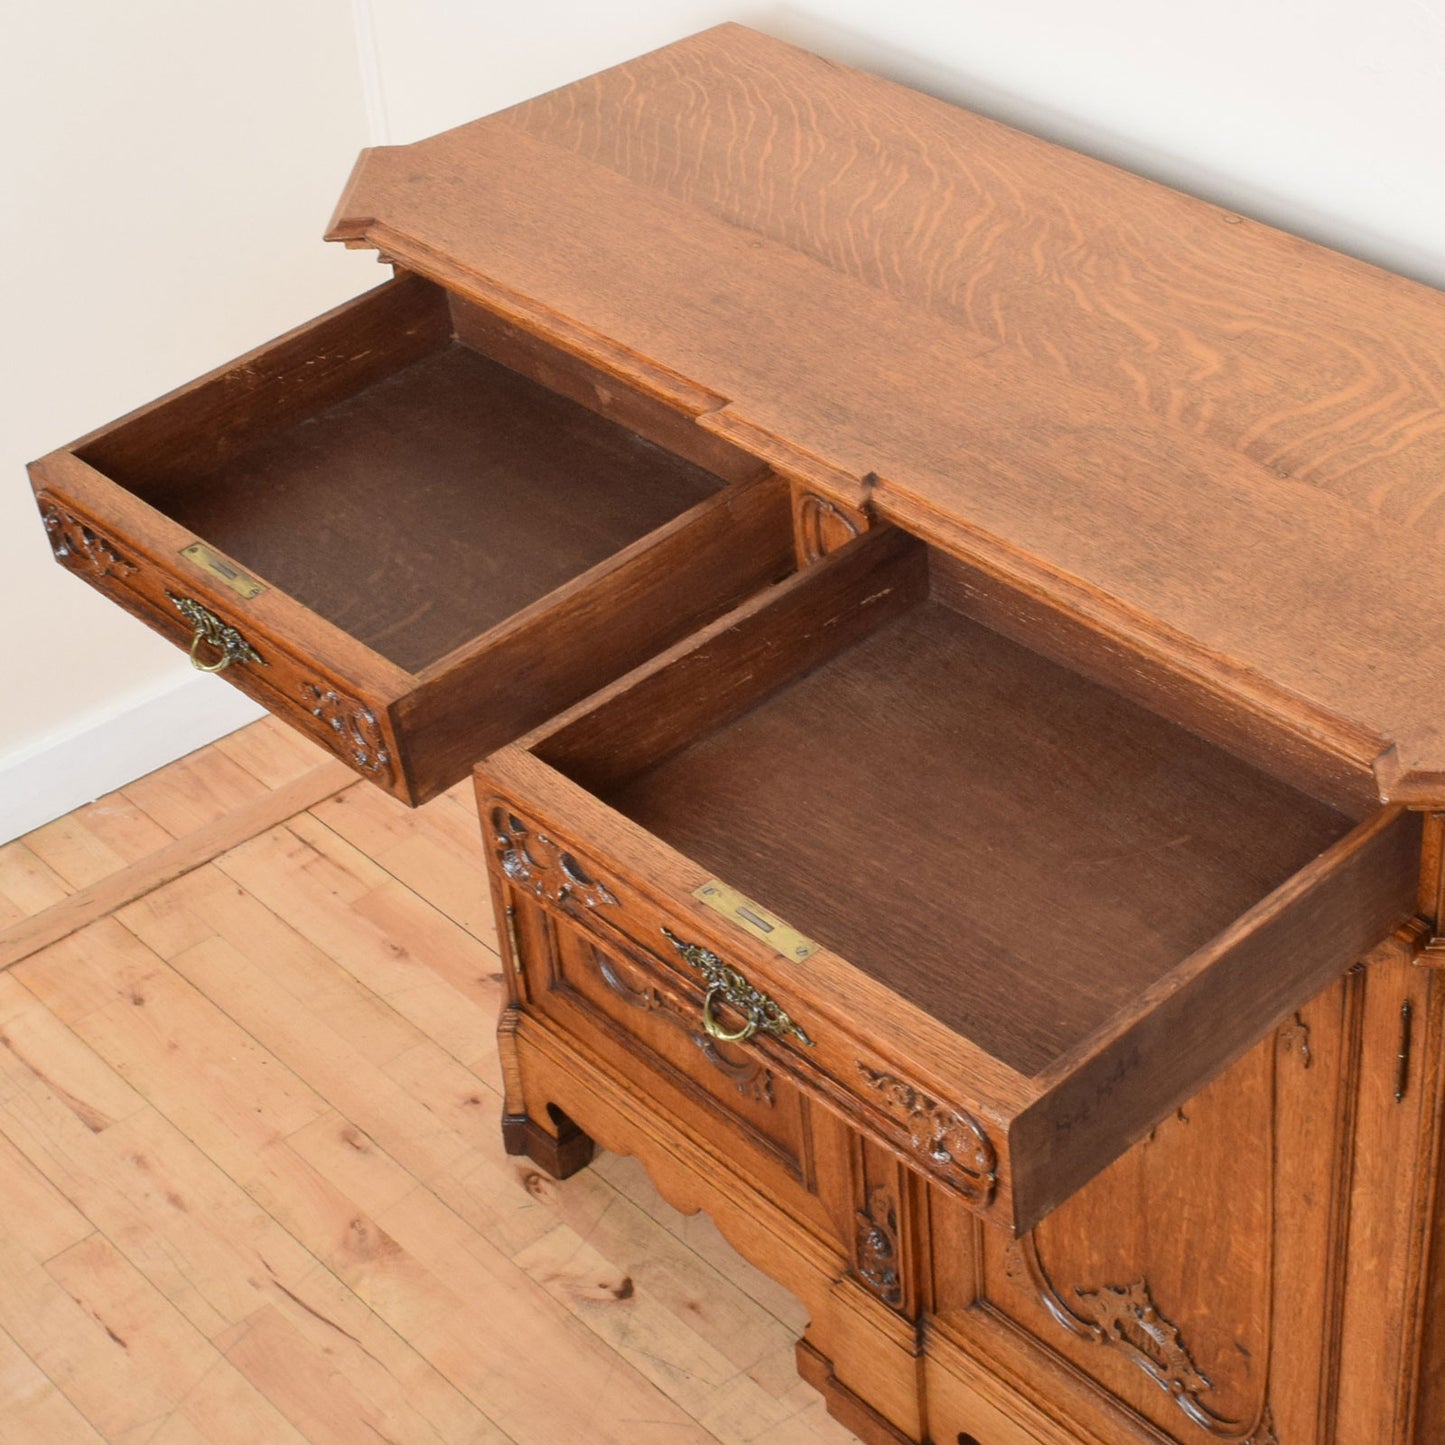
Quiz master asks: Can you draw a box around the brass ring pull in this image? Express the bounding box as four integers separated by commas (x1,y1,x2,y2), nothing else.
189,630,233,673
663,928,815,1048
167,592,266,674
701,986,759,1043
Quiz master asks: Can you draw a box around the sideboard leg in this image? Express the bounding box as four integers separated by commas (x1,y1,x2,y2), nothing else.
796,1340,918,1445
501,1104,596,1179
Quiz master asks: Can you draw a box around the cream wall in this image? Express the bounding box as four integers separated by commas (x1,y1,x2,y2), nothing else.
363,1,1445,288
0,2,378,838
3,2,1441,840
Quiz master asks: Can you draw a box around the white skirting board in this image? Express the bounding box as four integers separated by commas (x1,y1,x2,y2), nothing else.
0,673,265,844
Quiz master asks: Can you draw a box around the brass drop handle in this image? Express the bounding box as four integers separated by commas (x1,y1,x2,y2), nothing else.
167,592,266,674
663,928,815,1048
701,986,761,1043
189,630,232,672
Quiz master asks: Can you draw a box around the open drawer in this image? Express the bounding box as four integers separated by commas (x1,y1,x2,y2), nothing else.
29,272,794,804
476,525,1421,1233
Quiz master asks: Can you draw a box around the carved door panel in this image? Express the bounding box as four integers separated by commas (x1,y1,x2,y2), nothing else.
938,976,1360,1444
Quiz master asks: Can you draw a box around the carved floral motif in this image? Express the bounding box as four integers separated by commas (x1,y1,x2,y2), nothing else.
1072,1278,1212,1399
854,1185,902,1307
856,1064,997,1206
492,809,618,910
590,946,774,1105
40,500,138,579
300,682,394,782
1005,1238,1277,1441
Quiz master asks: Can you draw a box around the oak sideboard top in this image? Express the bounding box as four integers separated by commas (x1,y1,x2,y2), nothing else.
329,22,1445,805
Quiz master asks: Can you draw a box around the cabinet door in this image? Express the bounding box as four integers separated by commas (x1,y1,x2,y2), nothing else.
928,962,1382,1444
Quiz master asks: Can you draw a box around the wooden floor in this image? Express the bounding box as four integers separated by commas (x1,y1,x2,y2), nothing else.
0,718,860,1445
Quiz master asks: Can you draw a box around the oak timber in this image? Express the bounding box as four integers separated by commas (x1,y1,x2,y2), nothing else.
0,722,860,1445
328,22,1445,797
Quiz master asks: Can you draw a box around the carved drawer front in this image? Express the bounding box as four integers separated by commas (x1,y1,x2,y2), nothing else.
527,910,823,1198
30,271,794,806
37,494,400,785
478,526,1421,1234
485,797,1005,1219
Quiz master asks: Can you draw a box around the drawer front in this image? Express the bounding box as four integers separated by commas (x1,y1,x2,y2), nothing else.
38,493,402,789
525,907,818,1188
486,798,1005,1217
31,274,799,809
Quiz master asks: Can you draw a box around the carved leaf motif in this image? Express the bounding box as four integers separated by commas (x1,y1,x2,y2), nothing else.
300,682,394,782
856,1063,997,1205
1071,1279,1213,1398
492,809,619,911
1005,1238,1276,1441
40,501,138,579
854,1185,902,1307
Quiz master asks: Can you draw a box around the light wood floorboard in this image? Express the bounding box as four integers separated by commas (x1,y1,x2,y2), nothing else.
0,720,860,1445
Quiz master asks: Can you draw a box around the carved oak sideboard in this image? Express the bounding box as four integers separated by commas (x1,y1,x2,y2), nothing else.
29,24,1445,1445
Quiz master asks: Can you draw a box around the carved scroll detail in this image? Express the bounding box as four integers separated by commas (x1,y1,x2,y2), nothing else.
1005,1238,1277,1441
491,808,618,910
796,492,862,563
854,1185,902,1306
591,947,774,1105
300,682,394,782
1073,1278,1212,1398
40,500,138,579
856,1064,997,1206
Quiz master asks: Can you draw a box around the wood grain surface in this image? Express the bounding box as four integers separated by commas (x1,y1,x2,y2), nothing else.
138,343,724,674
603,595,1351,1074
0,720,860,1445
327,22,1445,796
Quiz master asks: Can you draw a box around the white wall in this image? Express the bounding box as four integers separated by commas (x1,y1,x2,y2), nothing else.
3,1,1441,841
363,1,1445,289
0,1,381,838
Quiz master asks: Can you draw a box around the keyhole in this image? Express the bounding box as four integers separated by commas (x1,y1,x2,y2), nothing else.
957,1435,984,1445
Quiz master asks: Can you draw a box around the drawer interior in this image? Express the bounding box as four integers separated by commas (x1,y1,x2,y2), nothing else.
75,275,736,675
534,530,1362,1078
